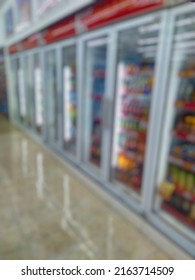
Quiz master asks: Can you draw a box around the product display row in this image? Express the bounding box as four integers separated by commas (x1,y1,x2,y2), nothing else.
7,6,195,257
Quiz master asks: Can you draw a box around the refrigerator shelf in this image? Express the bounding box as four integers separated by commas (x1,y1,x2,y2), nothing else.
174,187,195,203
175,100,195,110
90,157,101,167
120,112,148,122
93,116,102,123
161,202,195,230
91,94,103,101
121,93,151,100
173,130,195,143
93,70,105,77
114,171,141,191
169,155,195,173
120,128,146,138
123,89,151,95
118,149,144,162
179,70,195,78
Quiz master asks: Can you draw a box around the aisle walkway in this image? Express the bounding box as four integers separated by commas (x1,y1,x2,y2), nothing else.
0,116,172,259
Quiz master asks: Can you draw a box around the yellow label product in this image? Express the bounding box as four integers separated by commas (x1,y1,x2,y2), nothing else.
159,181,175,201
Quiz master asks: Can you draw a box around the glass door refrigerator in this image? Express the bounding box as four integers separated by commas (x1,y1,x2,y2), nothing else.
61,42,78,158
81,34,111,179
32,51,44,136
149,4,195,257
110,14,162,207
44,47,60,149
23,53,34,130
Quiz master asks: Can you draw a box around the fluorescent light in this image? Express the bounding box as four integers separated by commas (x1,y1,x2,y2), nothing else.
174,48,195,55
174,40,195,50
139,23,160,33
143,52,156,58
18,69,26,117
138,37,158,45
175,30,195,42
35,68,43,126
137,45,157,53
87,38,107,47
63,66,72,142
176,16,195,27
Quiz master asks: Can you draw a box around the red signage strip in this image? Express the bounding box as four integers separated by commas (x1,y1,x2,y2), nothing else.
8,44,19,54
8,0,163,48
79,0,163,31
22,33,42,50
43,16,76,44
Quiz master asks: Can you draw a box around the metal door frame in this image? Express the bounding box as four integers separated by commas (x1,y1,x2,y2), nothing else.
43,43,61,152
78,27,114,183
28,47,45,141
22,50,36,132
15,52,28,131
57,38,79,164
8,54,20,124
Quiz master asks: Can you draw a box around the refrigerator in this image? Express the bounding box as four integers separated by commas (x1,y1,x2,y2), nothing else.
61,42,77,156
149,4,195,256
44,47,60,148
110,15,163,204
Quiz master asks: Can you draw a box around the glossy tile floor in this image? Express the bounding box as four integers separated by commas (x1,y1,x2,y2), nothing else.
0,116,173,260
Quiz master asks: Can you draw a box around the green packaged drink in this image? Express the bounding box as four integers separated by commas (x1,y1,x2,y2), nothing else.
172,166,179,184
178,170,187,190
169,165,175,182
186,172,194,193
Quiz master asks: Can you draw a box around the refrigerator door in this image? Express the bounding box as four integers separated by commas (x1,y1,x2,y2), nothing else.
44,49,59,145
33,52,43,135
111,17,161,197
17,57,27,124
62,45,77,155
10,58,20,122
82,36,108,174
23,54,34,129
152,7,195,255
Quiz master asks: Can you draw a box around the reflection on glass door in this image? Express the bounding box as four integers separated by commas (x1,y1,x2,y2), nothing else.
84,37,108,169
111,18,161,194
62,45,77,154
23,55,34,128
45,50,58,144
17,57,26,123
11,58,20,121
156,11,195,238
33,53,43,134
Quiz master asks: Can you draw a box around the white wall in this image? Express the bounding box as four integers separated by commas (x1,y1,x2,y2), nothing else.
0,0,12,47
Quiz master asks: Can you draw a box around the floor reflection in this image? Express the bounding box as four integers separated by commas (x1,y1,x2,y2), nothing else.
0,116,171,260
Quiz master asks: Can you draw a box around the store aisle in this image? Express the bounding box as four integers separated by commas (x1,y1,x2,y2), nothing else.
0,116,171,260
